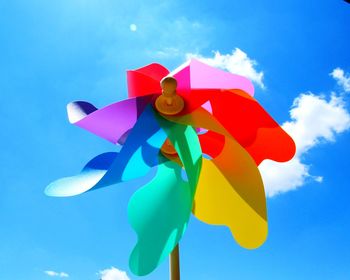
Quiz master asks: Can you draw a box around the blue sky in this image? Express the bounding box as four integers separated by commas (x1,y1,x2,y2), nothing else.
1,0,350,279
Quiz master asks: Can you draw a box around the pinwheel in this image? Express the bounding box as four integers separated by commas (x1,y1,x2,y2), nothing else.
46,59,296,279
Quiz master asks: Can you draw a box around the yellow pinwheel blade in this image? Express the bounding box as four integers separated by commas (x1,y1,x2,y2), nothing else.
193,135,267,249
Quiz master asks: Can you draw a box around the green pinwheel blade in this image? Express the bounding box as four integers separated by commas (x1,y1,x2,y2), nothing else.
155,113,203,197
128,116,202,276
128,159,191,276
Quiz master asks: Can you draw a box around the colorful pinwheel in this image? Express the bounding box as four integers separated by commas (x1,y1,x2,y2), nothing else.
46,59,296,278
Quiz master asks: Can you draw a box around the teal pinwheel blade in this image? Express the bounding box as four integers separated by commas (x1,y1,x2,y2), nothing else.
128,159,192,276
128,115,202,276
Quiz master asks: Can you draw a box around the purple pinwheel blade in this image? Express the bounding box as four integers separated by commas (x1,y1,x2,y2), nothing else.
67,95,154,144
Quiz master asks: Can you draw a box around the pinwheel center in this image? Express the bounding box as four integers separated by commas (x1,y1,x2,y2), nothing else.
155,76,184,115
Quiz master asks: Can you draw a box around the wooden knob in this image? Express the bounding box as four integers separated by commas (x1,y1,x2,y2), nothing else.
161,77,177,97
155,76,184,115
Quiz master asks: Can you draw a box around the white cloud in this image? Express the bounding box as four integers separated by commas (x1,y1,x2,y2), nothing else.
186,48,265,89
129,24,137,32
98,267,130,280
259,92,350,197
44,271,69,278
330,68,350,92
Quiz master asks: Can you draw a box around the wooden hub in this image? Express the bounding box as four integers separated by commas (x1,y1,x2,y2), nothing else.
155,76,184,115
161,138,177,155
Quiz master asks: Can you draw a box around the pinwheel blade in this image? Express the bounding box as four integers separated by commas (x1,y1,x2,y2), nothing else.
46,106,168,197
171,58,255,96
207,90,296,164
128,160,192,276
128,113,202,275
165,96,296,165
67,95,153,144
155,113,202,196
194,138,268,249
127,63,169,98
45,152,117,197
163,107,269,248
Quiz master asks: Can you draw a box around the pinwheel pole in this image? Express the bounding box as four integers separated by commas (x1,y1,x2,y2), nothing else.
170,245,180,280
155,76,185,280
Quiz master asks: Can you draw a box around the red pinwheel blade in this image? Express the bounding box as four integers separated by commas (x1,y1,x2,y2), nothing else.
127,63,169,98
165,96,295,166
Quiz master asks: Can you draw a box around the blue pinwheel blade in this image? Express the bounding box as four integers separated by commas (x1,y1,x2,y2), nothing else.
94,105,167,188
45,152,117,197
45,105,168,197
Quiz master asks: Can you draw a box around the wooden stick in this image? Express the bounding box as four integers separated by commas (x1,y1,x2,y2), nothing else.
170,244,180,280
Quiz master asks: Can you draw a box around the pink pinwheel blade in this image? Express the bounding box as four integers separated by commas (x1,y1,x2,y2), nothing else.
172,59,255,96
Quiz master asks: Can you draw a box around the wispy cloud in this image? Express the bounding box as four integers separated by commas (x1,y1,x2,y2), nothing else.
154,47,183,59
148,17,209,60
186,49,265,89
98,267,130,280
260,68,350,197
44,270,69,278
330,68,350,92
